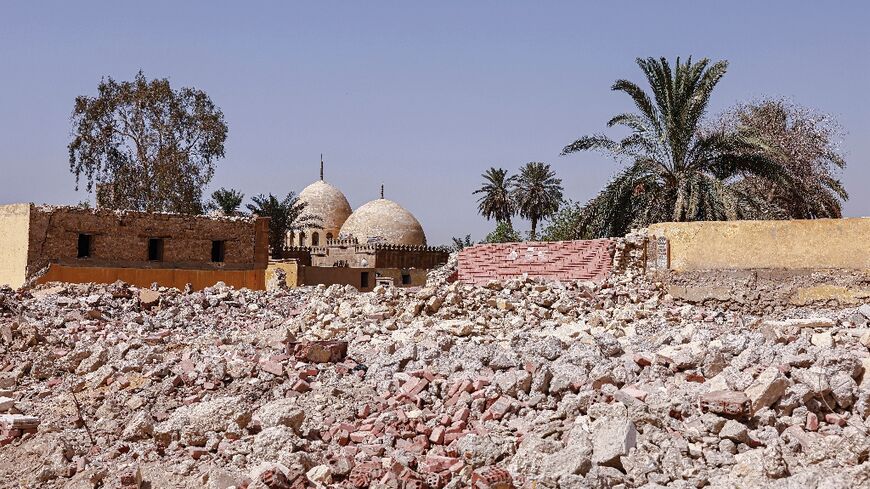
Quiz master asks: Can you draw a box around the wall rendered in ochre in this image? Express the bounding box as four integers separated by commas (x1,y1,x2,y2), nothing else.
265,260,301,289
648,218,870,271
0,204,32,288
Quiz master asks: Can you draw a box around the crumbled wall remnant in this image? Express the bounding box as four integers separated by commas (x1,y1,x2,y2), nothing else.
664,268,870,312
612,228,648,274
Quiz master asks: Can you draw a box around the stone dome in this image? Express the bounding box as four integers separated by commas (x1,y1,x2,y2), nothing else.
294,180,352,246
339,198,427,246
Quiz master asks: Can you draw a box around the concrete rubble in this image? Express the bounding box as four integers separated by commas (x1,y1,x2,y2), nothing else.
1,251,870,488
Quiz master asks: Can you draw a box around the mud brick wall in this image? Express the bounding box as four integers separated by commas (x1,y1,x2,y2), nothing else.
457,240,615,284
25,205,269,277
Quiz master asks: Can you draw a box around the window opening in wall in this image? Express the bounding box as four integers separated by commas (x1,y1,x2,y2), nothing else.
326,232,333,242
77,234,93,258
360,271,370,289
148,238,164,261
211,240,226,262
299,232,306,247
401,272,411,285
312,232,320,246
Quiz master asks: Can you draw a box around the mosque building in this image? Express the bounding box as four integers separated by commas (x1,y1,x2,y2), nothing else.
274,158,448,289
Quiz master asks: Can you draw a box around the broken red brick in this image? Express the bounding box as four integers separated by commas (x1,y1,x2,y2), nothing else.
471,465,514,489
259,360,284,377
357,403,371,418
453,407,471,423
291,340,348,363
291,380,311,393
633,353,654,367
188,447,208,459
825,413,847,427
699,390,751,418
485,397,513,421
421,455,461,473
349,431,369,443
806,412,819,431
429,426,445,445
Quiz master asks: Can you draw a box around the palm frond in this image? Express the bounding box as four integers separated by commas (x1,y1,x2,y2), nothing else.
561,135,618,156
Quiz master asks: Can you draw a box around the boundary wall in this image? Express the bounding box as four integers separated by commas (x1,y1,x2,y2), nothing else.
649,218,870,272
458,240,615,284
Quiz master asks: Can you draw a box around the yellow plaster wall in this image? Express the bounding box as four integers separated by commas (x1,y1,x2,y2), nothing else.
265,260,301,289
0,203,32,288
375,268,428,287
300,266,377,291
649,218,870,271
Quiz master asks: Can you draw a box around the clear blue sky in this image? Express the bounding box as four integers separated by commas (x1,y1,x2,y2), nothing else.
1,2,867,245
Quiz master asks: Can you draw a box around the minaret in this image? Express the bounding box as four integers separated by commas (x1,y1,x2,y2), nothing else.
320,154,324,181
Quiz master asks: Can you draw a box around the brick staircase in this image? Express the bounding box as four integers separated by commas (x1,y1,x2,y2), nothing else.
457,239,615,284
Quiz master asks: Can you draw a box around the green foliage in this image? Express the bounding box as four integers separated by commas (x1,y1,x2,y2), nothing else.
484,222,522,244
562,57,784,238
68,71,228,214
246,193,321,258
473,167,516,224
511,162,563,240
450,235,475,252
541,200,584,241
207,187,245,214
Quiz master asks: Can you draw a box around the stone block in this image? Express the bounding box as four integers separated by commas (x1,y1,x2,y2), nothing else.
744,366,788,413
591,416,637,467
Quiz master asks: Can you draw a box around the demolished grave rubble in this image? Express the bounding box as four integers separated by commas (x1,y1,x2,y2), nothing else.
0,244,869,487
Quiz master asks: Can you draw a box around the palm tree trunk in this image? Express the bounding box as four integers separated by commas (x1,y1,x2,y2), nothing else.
530,217,537,241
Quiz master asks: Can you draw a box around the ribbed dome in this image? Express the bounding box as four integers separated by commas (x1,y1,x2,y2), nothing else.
298,180,352,234
339,198,427,246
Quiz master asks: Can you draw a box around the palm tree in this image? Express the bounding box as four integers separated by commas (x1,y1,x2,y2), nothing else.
473,167,516,225
562,57,785,238
511,162,563,240
246,192,321,258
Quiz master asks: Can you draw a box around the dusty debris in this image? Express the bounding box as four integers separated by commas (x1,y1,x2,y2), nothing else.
1,249,870,487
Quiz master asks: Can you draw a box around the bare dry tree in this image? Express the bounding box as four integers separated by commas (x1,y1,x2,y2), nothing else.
716,98,848,219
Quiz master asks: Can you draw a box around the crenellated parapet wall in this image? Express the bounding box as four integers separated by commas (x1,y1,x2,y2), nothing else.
287,238,449,269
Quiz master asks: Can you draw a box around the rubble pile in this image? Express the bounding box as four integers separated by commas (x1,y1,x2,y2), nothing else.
2,261,870,488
